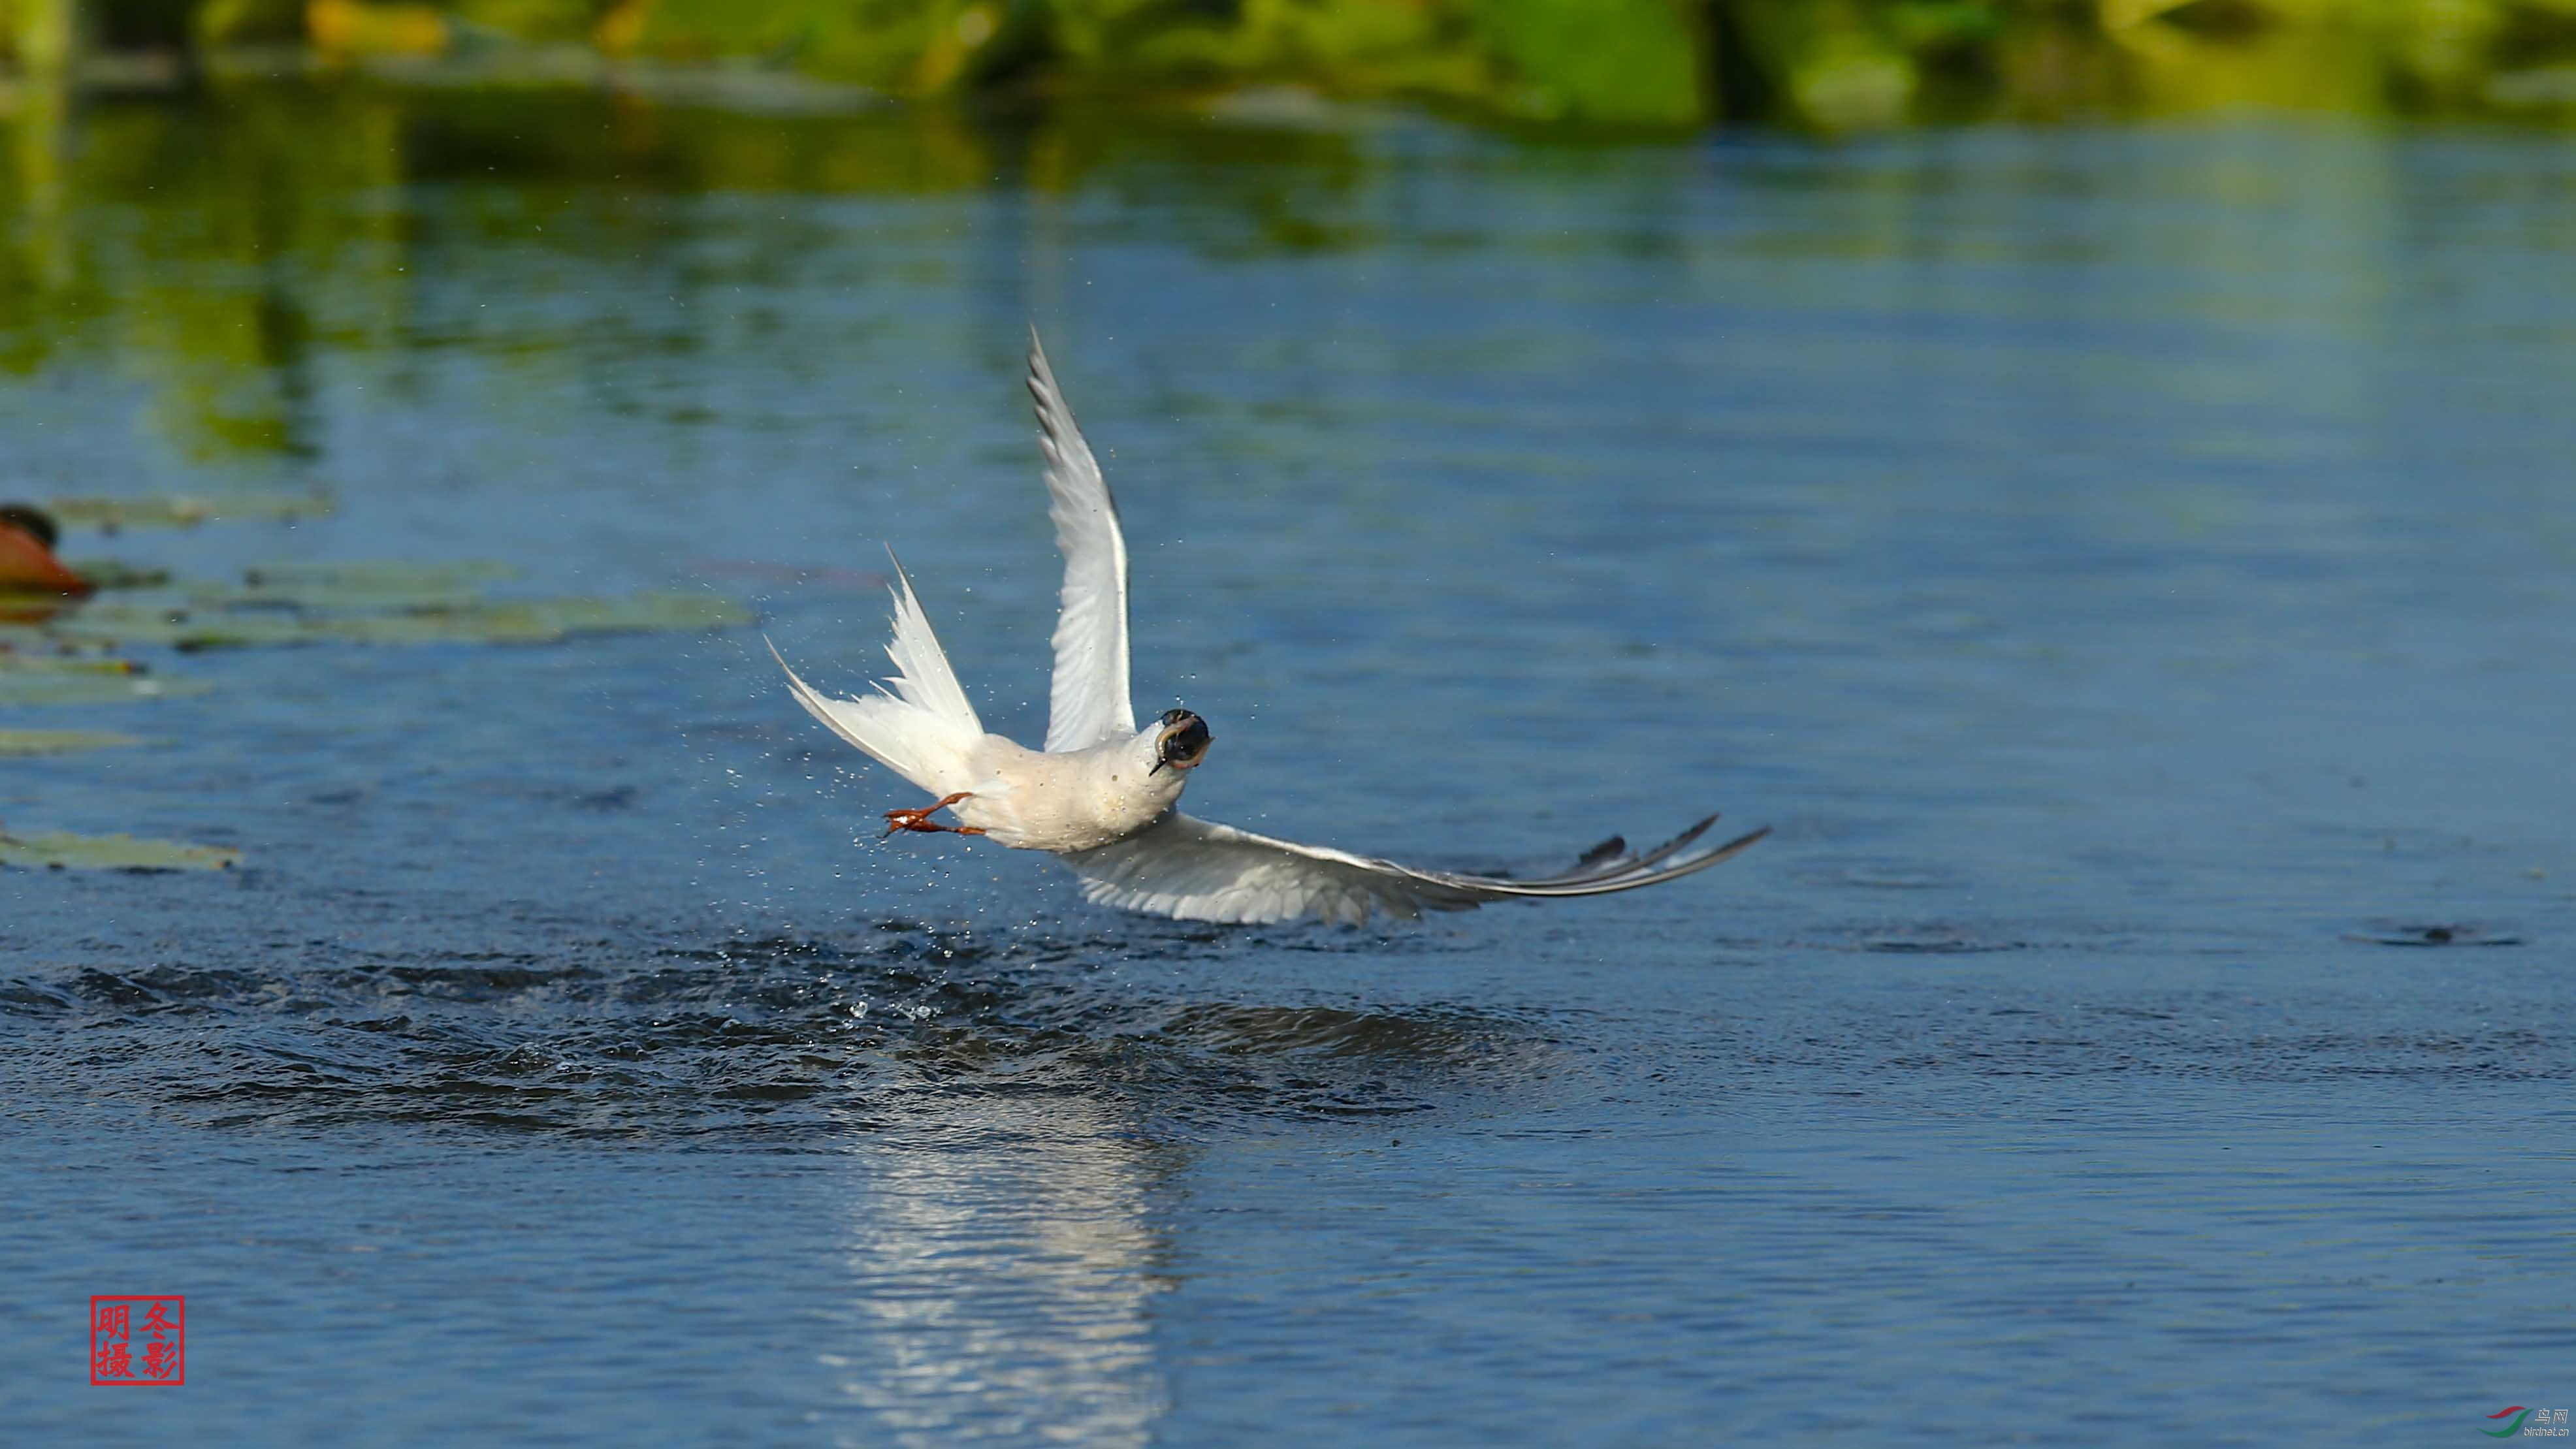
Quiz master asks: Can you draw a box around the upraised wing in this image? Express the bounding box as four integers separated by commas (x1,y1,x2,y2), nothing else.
1059,812,1768,926
1027,329,1136,754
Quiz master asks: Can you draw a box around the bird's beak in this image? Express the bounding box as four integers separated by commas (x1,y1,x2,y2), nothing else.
1149,757,1168,776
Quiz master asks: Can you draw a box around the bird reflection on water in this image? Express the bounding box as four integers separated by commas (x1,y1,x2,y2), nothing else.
779,941,1553,1445
818,1092,1178,1444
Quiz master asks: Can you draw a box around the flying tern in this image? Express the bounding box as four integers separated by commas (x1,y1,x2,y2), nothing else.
770,332,1767,926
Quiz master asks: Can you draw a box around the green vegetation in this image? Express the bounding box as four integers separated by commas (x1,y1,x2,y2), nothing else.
0,725,145,753
1,0,2573,129
27,561,755,649
0,515,753,872
48,492,336,530
0,654,211,705
0,828,242,869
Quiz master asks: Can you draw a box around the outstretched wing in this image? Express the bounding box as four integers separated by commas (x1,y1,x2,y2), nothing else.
1027,328,1136,754
1060,812,1767,926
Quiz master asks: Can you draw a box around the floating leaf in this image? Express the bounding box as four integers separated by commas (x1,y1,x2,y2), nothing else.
0,729,147,756
1,552,754,653
46,493,336,531
0,655,212,706
59,560,173,590
0,596,80,626
517,592,758,637
21,589,753,650
0,831,240,871
231,560,521,608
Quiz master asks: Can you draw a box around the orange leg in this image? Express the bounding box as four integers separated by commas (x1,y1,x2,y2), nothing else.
883,791,986,837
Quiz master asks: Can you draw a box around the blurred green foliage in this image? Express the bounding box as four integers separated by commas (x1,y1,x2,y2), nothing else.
0,84,1390,457
0,0,2569,129
0,0,2569,460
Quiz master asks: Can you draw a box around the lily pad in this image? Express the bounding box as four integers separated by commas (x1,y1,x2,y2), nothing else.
0,830,240,871
22,588,753,650
46,492,336,532
0,655,211,706
2,554,754,652
231,560,520,608
514,592,758,638
0,729,146,756
59,560,172,590
0,597,81,626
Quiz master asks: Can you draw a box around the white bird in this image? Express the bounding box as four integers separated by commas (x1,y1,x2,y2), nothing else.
769,331,1767,926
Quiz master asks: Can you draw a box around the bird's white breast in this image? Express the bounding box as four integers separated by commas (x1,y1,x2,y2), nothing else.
952,735,1187,853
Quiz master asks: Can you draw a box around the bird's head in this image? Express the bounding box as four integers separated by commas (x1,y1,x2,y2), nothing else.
1147,707,1212,776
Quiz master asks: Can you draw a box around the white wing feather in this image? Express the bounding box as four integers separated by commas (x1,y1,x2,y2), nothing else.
1061,812,1769,927
1028,329,1136,755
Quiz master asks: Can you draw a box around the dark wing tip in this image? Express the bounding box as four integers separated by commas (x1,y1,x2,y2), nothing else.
1595,818,1765,885
1692,825,1769,867
1441,815,1767,899
1027,326,1055,387
1575,835,1628,868
1026,336,1067,441
1611,812,1720,873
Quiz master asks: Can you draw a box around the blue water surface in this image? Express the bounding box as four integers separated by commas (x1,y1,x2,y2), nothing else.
2,97,2572,1443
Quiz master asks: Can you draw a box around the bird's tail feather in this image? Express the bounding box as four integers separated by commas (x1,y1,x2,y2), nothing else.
876,551,980,735
767,558,985,797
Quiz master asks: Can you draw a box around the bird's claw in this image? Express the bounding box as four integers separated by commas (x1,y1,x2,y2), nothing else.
882,792,983,838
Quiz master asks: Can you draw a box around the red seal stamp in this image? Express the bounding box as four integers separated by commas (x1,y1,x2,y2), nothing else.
91,1296,184,1386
